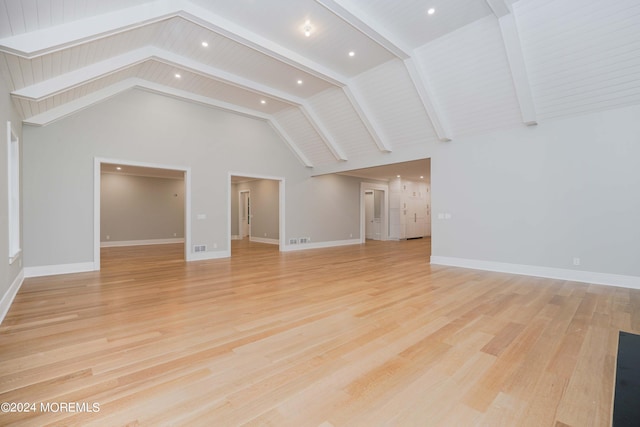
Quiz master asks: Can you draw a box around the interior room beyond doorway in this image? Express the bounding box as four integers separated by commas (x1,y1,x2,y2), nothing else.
97,161,187,267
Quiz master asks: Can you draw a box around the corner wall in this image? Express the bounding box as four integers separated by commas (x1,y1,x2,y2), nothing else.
431,104,640,287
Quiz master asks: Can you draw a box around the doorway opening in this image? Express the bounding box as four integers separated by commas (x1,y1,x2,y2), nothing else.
361,183,389,242
365,189,385,240
230,173,284,255
94,158,190,270
342,159,432,258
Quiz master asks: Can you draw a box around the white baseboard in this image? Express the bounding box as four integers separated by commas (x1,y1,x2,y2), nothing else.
187,250,231,261
101,238,184,247
0,269,24,324
249,237,279,245
430,256,640,290
24,262,97,278
282,238,361,252
231,235,242,240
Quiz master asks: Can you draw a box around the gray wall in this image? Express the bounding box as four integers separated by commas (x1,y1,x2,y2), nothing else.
431,103,640,277
0,70,23,304
22,89,362,267
101,173,185,242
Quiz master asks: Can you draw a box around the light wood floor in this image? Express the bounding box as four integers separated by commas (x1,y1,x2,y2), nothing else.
1,238,639,426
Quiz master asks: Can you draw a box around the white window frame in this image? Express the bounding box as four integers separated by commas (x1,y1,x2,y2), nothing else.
7,121,20,263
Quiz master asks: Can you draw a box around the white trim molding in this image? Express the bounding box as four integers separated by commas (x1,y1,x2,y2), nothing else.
430,256,640,290
249,237,279,245
100,238,185,248
282,238,361,252
25,262,96,278
187,250,231,262
0,270,24,324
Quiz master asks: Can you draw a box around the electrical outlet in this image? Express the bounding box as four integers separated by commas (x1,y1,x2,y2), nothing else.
573,257,581,266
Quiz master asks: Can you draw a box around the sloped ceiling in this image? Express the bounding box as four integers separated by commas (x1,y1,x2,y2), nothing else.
1,0,640,175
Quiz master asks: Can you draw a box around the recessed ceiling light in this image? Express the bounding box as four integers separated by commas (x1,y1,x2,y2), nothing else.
116,167,122,171
260,100,267,105
427,8,435,15
175,73,181,79
396,175,401,178
420,176,424,179
201,41,209,47
348,51,355,57
297,79,303,85
303,20,313,37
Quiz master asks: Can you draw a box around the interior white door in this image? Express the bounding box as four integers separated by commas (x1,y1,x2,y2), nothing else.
372,189,383,240
365,191,374,239
240,191,250,238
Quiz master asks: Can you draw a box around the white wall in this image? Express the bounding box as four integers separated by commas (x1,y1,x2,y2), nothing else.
431,103,640,283
22,89,363,269
0,71,24,322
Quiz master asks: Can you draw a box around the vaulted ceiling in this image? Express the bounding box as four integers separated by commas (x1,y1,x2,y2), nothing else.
1,0,639,175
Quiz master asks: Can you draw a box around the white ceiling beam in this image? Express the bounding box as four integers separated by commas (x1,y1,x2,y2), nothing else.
0,0,349,88
342,86,392,153
314,0,403,152
0,0,177,57
485,0,511,18
404,58,452,142
316,0,452,142
12,47,302,107
12,48,150,101
300,102,348,162
11,47,338,167
23,78,140,126
13,51,343,167
178,2,347,87
486,0,537,125
314,0,412,59
268,121,314,168
22,78,270,125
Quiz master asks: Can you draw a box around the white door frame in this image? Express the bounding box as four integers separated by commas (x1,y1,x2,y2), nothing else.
238,190,251,238
229,172,285,251
93,157,191,270
360,182,389,243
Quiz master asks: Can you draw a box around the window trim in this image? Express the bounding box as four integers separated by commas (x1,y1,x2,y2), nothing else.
7,121,20,263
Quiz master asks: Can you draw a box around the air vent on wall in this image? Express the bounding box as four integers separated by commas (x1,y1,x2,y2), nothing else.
193,245,207,253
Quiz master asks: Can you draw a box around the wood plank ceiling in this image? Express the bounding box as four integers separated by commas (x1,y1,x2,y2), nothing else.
1,0,639,173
